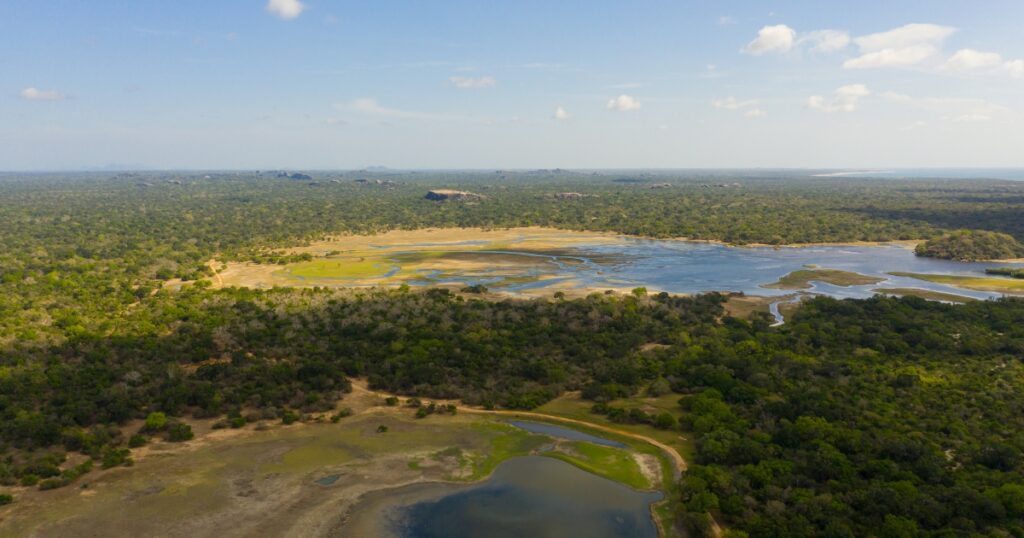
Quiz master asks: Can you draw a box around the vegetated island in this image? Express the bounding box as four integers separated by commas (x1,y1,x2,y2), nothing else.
872,287,977,303
762,268,885,290
986,267,1024,279
914,230,1024,261
889,271,1024,294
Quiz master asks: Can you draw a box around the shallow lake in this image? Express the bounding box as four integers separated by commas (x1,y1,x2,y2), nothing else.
339,456,662,538
405,238,1021,302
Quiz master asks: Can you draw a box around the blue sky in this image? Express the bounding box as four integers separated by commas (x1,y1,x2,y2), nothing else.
2,1,1023,169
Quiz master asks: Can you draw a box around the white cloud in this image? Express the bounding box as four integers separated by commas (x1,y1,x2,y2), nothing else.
266,0,305,20
899,120,929,131
854,23,955,52
1006,59,1024,79
338,98,441,121
799,30,850,53
942,49,1024,79
20,87,65,101
700,64,722,79
844,23,955,69
953,114,991,123
742,24,796,55
712,97,758,110
712,97,764,118
607,94,641,111
806,84,870,112
880,91,1009,120
844,46,937,69
718,16,737,26
553,106,570,121
943,49,1003,71
743,25,849,56
449,76,496,89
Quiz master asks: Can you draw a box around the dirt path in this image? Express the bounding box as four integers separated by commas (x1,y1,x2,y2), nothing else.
208,259,224,287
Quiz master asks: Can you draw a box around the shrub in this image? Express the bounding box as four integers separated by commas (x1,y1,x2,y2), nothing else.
143,412,168,432
330,408,353,423
128,435,147,448
102,447,133,469
654,412,678,430
167,423,194,442
0,493,12,505
38,477,68,491
385,396,399,406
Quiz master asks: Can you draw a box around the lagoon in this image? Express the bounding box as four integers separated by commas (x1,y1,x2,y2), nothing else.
339,456,661,538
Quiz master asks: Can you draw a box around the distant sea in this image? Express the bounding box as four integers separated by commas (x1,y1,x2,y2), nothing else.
812,168,1024,181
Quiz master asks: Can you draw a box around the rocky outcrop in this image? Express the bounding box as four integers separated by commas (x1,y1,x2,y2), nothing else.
425,189,484,201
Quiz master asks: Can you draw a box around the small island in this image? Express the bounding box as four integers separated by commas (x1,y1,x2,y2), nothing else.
763,268,884,290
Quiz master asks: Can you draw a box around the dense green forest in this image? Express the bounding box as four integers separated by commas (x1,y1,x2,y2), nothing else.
915,230,1024,261
2,285,1023,536
676,296,1024,537
2,171,1024,344
3,172,1024,535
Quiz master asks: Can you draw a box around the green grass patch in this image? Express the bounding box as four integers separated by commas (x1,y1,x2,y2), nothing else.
764,269,883,290
544,441,650,490
287,258,392,279
466,422,549,480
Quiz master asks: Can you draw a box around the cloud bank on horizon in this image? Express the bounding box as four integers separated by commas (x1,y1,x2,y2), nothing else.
2,1,1022,169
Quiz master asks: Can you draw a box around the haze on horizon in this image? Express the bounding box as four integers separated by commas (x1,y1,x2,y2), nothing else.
2,0,1023,171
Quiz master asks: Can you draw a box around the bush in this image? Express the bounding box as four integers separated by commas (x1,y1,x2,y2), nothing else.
167,423,194,442
143,412,168,432
281,411,299,425
128,434,147,448
101,447,133,469
20,474,39,487
0,493,12,505
376,425,388,433
385,396,399,406
38,477,69,491
330,408,353,423
654,412,678,430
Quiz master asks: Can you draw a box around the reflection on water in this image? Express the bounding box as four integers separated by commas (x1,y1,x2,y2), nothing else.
378,457,661,538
